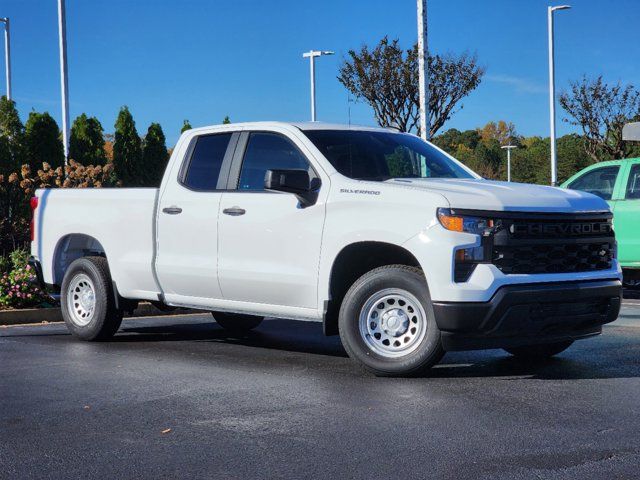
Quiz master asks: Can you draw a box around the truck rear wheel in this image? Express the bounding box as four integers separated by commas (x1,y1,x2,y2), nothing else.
504,341,573,359
339,265,443,377
60,256,123,341
212,312,263,333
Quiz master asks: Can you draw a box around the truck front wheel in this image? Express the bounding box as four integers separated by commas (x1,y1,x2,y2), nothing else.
339,265,444,377
60,256,123,341
212,312,263,333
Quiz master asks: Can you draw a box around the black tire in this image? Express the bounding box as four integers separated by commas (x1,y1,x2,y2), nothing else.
60,256,123,341
212,312,263,333
338,265,444,377
504,341,573,359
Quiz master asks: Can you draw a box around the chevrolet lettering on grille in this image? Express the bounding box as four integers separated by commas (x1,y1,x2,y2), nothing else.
510,222,612,236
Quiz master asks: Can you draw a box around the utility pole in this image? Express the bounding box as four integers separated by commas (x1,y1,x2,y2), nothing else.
501,145,517,182
0,18,11,100
57,0,70,166
417,0,429,140
302,50,334,122
548,5,571,186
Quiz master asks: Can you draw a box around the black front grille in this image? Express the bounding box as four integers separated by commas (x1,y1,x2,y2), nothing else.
488,212,615,275
493,241,613,274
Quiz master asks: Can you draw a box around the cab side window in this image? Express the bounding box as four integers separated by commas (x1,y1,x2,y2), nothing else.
182,133,233,191
625,164,640,199
567,166,620,200
238,133,311,191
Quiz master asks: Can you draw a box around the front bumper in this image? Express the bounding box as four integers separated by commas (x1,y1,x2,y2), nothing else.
432,279,621,351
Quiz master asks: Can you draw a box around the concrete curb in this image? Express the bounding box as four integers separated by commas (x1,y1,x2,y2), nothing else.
0,302,202,326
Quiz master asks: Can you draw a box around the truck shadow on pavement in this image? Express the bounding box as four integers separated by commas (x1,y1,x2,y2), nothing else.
117,318,349,358
111,318,640,381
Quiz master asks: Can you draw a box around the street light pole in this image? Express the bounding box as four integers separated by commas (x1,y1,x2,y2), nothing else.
548,5,571,186
417,0,430,140
57,0,70,166
501,145,517,182
0,18,11,100
302,50,333,122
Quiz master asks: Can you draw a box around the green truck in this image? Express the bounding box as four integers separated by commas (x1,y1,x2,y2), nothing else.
562,156,640,285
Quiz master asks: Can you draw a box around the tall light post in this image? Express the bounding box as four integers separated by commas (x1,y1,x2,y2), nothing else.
0,18,11,100
302,50,333,122
417,0,430,140
548,5,571,186
501,145,517,182
57,0,70,166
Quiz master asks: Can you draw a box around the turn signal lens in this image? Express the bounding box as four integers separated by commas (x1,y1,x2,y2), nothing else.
438,211,464,232
437,208,494,235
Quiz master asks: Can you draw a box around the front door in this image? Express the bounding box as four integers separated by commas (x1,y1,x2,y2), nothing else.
613,162,640,268
217,131,326,309
156,131,238,305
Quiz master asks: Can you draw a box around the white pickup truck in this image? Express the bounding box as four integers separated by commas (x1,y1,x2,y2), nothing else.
30,122,622,376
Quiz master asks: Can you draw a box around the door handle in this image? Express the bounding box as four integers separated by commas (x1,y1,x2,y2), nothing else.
223,206,246,216
162,206,182,215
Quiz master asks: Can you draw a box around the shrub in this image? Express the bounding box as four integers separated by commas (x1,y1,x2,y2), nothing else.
0,260,52,309
0,255,10,274
1,161,120,257
9,248,29,270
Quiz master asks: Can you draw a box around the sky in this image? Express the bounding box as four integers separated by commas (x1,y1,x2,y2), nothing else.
3,0,640,146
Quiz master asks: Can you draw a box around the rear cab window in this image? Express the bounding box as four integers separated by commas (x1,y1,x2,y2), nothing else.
181,133,233,191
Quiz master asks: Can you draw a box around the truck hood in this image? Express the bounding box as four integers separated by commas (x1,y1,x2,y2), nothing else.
386,178,610,213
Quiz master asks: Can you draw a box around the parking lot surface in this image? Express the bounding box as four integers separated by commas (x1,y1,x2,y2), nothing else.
2,303,640,479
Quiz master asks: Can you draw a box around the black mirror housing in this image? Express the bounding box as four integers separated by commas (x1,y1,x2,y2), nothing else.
265,169,320,207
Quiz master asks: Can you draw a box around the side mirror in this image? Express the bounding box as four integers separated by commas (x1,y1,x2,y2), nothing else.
265,169,321,207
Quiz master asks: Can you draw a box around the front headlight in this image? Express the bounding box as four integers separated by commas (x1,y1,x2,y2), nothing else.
437,208,494,235
437,208,496,283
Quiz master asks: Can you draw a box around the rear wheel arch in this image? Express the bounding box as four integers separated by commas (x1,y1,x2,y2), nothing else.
52,234,107,287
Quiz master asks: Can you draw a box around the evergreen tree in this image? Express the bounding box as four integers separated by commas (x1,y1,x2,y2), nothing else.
113,106,142,186
0,95,25,174
69,113,106,165
222,116,231,124
24,111,64,169
142,122,169,187
181,119,192,133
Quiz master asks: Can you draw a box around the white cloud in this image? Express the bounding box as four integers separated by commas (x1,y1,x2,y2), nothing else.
485,74,547,94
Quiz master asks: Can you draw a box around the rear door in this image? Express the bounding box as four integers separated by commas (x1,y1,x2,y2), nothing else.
612,162,640,268
217,130,327,309
155,130,239,305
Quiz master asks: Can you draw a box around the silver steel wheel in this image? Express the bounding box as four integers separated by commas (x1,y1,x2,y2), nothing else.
358,288,427,358
66,274,96,326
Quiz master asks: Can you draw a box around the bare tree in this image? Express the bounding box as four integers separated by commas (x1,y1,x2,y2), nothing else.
559,76,640,161
338,37,485,137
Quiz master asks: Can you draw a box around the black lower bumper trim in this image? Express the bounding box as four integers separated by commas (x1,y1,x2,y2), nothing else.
433,279,621,351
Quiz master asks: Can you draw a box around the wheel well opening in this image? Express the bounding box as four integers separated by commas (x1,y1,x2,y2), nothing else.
52,234,106,286
324,242,421,336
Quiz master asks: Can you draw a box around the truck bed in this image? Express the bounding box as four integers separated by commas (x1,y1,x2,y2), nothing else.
32,187,161,300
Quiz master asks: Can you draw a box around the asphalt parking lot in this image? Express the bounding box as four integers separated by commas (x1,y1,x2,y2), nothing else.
2,302,640,480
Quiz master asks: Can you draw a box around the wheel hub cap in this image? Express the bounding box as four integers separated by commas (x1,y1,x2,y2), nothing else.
67,274,96,327
358,288,428,358
381,308,409,337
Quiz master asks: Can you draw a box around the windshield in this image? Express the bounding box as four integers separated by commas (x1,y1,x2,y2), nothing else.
303,129,474,181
